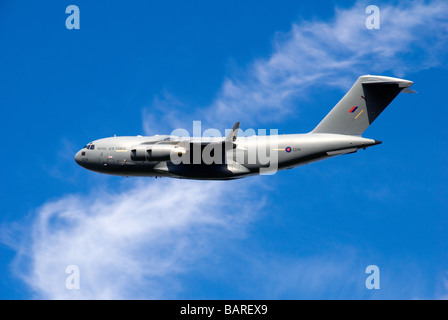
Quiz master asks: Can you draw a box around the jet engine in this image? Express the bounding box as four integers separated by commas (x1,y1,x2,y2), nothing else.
130,143,186,162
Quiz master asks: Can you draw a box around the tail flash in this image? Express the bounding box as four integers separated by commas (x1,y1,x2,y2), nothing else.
312,75,414,135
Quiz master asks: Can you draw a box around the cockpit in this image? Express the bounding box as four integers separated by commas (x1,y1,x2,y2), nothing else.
78,143,95,157
75,142,97,166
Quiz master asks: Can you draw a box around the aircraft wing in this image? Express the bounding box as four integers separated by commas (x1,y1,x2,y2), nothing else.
166,121,240,149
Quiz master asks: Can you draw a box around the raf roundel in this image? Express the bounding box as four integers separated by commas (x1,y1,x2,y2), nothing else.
285,146,292,153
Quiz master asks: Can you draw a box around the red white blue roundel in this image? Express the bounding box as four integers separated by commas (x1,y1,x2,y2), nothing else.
285,146,292,153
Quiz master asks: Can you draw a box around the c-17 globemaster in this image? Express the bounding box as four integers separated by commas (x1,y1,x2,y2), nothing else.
75,75,414,180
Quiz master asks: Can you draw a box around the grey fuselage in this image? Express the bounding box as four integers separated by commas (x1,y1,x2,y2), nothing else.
74,133,380,180
74,75,413,180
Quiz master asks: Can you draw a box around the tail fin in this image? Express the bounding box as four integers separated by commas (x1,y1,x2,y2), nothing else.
312,75,414,135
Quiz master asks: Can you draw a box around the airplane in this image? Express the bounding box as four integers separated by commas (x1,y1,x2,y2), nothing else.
75,75,414,180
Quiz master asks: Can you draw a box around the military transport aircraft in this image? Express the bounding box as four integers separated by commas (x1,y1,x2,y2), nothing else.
75,75,414,180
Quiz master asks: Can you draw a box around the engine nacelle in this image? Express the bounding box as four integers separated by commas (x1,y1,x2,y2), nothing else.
130,146,149,161
131,144,186,162
150,144,187,161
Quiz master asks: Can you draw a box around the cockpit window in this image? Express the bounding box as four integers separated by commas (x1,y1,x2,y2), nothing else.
84,142,94,150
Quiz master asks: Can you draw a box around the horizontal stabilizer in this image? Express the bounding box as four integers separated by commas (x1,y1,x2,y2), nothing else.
401,88,416,94
326,148,358,156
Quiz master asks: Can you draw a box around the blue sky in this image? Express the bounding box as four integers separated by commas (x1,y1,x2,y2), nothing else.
0,0,447,299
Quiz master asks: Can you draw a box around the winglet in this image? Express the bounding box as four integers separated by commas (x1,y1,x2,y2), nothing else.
226,122,240,142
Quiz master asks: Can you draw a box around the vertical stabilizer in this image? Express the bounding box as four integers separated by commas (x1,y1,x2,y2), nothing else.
312,75,414,135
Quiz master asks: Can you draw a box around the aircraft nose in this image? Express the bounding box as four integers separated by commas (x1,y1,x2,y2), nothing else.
74,150,82,165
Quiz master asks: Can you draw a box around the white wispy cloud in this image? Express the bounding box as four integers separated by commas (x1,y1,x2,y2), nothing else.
143,0,448,132
245,249,361,299
6,179,259,299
